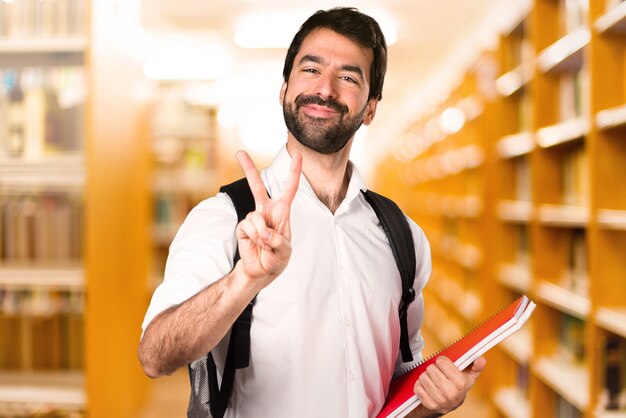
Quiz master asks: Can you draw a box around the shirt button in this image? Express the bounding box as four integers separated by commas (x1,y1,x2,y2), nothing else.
345,318,352,327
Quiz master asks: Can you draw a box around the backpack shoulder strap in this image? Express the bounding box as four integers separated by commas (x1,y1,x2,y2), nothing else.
361,189,416,363
221,177,256,264
203,177,257,418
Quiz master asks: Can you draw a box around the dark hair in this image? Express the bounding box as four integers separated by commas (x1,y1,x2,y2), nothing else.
282,7,388,101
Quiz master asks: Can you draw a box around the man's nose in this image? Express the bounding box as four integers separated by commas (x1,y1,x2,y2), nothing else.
313,73,338,100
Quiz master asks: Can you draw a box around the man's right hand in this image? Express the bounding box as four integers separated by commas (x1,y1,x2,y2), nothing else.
138,150,302,378
234,150,302,290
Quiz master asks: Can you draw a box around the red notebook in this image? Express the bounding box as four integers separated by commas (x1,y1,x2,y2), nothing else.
377,295,536,418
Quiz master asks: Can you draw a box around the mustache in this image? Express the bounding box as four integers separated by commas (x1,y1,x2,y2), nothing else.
295,95,348,114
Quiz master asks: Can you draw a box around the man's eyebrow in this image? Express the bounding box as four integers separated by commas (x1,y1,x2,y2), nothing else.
298,54,365,80
340,64,365,80
299,54,325,66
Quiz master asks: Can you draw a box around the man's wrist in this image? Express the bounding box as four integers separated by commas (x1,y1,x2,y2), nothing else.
229,261,266,297
408,405,443,418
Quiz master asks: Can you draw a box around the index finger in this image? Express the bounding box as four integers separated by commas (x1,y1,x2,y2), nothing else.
278,151,302,205
236,150,269,207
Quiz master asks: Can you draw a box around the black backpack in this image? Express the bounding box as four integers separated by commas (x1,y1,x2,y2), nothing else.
187,178,417,418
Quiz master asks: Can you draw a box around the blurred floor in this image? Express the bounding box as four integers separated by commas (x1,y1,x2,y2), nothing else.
139,368,189,418
138,368,493,418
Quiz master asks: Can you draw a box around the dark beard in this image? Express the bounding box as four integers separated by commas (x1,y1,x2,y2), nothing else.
283,94,366,155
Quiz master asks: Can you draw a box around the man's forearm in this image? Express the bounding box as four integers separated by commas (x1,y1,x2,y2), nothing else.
138,262,260,377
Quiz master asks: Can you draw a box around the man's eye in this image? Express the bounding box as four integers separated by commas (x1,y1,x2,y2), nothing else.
303,68,318,74
341,76,357,83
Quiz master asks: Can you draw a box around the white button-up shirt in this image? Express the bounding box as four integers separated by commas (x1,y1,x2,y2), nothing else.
142,146,432,418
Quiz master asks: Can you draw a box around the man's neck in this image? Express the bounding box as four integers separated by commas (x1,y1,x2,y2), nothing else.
286,138,352,214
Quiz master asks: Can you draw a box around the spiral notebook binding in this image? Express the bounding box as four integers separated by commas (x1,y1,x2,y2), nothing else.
395,295,526,379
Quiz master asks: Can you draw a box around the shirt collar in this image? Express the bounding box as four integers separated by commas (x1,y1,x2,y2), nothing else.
262,145,368,211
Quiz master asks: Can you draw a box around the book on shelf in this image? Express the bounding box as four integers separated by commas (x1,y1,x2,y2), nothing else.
516,225,530,268
559,314,585,364
556,394,583,418
517,362,530,396
563,229,588,297
558,70,588,123
560,0,587,35
517,90,532,132
515,156,531,201
560,145,589,206
506,25,533,71
377,295,536,418
601,334,626,411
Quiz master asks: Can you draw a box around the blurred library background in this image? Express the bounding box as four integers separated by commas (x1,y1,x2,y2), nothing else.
1,0,626,417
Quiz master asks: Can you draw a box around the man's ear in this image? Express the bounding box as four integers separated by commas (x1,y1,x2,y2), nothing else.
362,100,378,125
279,82,287,106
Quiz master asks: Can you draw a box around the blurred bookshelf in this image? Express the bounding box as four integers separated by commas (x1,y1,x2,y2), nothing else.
148,82,220,289
374,0,626,417
0,1,150,417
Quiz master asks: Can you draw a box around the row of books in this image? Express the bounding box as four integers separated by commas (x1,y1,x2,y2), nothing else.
559,0,588,36
0,0,86,39
560,145,588,207
0,288,84,316
0,192,83,263
0,66,85,159
556,395,583,418
514,156,531,202
0,313,83,370
509,224,587,297
563,229,588,297
0,407,85,418
151,85,216,143
508,36,533,70
559,313,585,364
559,70,588,122
515,224,530,267
507,146,587,208
153,192,191,247
516,90,532,133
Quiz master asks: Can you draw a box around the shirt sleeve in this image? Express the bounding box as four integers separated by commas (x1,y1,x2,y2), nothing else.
141,192,239,336
392,216,432,376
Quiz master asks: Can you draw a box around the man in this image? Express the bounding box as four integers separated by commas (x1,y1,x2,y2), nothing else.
138,7,485,418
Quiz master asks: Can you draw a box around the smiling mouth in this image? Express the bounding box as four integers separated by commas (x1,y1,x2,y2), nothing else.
300,104,341,119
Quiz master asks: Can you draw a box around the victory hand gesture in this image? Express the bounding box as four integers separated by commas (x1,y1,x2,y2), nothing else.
235,150,302,290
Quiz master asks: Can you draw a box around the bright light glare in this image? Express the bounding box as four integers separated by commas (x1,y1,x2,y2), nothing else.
439,107,465,134
144,36,232,80
235,9,397,48
238,102,287,155
350,125,368,163
217,104,238,128
362,8,398,45
235,13,306,48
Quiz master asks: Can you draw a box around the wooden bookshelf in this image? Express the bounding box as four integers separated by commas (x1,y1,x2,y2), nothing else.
0,1,151,417
533,356,589,411
493,387,531,418
0,371,85,414
148,85,219,297
0,37,88,53
374,0,626,416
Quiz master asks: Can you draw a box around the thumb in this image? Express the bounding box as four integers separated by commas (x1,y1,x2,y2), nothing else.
466,356,487,377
